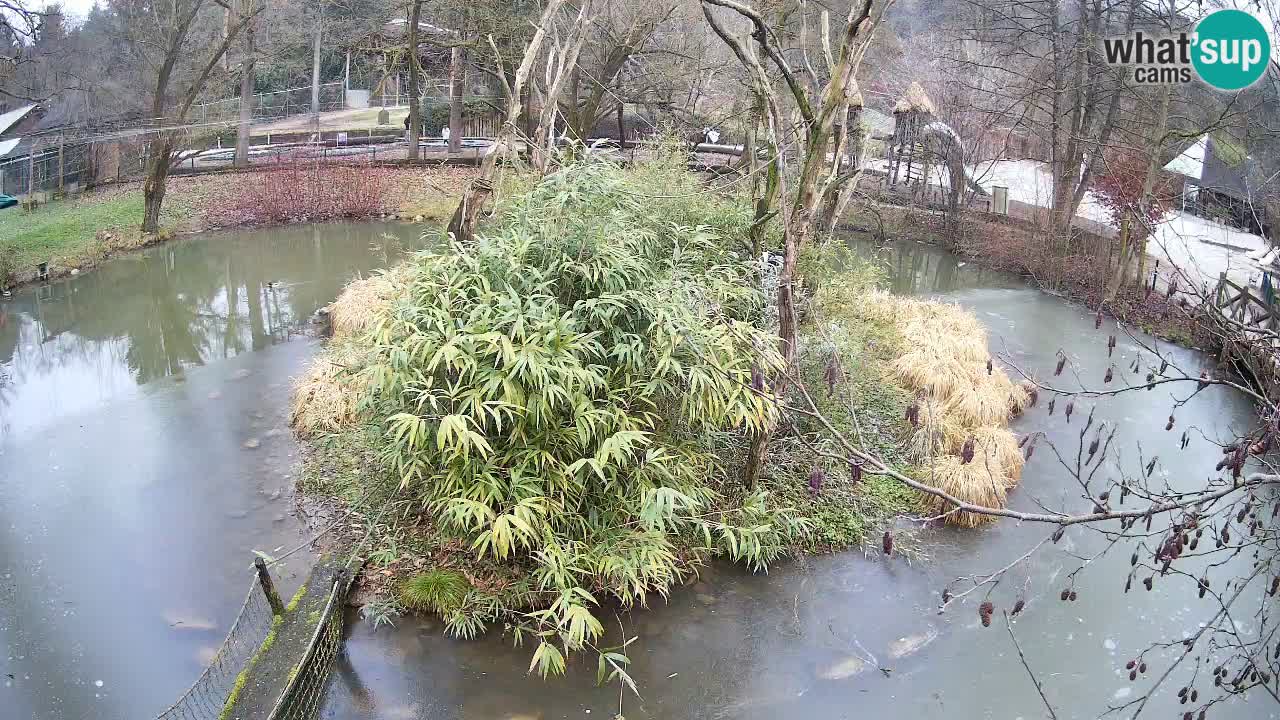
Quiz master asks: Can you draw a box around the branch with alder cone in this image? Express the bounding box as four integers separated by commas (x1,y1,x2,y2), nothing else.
759,281,1280,717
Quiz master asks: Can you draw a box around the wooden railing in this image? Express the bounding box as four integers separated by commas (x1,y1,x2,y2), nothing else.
1214,272,1279,332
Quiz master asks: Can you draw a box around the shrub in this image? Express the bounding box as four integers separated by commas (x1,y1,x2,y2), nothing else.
400,570,471,614
210,158,392,226
359,159,806,675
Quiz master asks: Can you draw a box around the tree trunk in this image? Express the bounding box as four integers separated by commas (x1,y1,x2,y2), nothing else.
234,12,255,168
448,45,465,154
750,156,780,258
406,0,423,160
1131,83,1172,293
142,135,175,234
615,96,625,147
1105,214,1133,301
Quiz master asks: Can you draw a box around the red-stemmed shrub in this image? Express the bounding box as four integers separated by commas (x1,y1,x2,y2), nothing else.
208,156,392,226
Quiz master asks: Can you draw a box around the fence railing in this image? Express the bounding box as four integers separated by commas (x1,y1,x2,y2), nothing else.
265,571,353,720
154,572,277,720
0,142,91,197
1215,273,1279,332
191,82,347,125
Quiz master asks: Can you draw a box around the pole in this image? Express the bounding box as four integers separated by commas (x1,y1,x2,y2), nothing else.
254,557,285,615
57,139,65,193
28,140,37,199
310,3,322,134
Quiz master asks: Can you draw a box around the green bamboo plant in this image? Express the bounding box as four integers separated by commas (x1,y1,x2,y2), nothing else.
362,159,807,677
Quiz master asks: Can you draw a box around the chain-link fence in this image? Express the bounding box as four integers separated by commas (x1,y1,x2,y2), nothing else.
191,82,347,125
154,576,276,720
0,141,92,197
266,571,353,720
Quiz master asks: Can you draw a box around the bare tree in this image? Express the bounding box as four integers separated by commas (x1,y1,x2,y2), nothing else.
447,0,568,243
118,0,261,233
231,0,258,167
530,0,594,173
406,0,424,160
703,0,890,486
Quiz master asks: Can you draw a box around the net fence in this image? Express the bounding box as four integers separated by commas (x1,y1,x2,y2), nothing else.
267,572,353,720
190,83,347,125
154,577,276,720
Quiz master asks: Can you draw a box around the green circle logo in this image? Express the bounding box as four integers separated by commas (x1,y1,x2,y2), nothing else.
1192,9,1271,91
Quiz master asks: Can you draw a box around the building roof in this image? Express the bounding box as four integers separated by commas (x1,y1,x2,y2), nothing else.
1163,133,1259,201
1200,137,1252,200
862,108,895,139
0,138,20,159
1162,135,1206,178
0,104,38,137
893,82,936,115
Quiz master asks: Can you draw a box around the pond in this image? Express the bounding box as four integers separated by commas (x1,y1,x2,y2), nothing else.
0,226,1271,720
0,222,424,719
317,236,1274,720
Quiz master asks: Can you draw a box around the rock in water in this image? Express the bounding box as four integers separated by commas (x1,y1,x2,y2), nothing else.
820,656,868,680
888,628,938,659
242,438,261,449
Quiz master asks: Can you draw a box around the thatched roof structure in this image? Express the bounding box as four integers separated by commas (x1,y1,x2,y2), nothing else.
893,82,936,115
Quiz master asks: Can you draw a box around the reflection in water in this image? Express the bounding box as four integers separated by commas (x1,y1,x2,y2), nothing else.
317,236,1273,720
0,222,425,720
843,233,1020,296
0,224,419,440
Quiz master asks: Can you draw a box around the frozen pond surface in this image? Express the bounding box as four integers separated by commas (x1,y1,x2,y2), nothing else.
0,222,423,719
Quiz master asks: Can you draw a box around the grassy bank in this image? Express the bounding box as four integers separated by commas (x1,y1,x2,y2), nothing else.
0,165,474,288
0,185,192,280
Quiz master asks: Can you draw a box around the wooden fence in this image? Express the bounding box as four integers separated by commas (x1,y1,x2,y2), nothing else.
1214,273,1279,332
1211,272,1280,395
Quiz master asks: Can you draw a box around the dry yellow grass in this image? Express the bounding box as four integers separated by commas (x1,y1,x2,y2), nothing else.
907,398,967,459
864,290,1027,526
921,456,1007,528
968,426,1025,488
942,374,1018,426
891,353,979,398
329,265,410,339
290,343,372,436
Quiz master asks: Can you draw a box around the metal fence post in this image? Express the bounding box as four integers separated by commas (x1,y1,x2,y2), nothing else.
255,557,286,615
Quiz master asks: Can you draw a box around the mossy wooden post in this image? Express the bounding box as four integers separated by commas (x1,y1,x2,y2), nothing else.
255,557,285,615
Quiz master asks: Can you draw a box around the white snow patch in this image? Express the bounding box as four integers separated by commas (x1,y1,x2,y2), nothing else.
1148,211,1269,290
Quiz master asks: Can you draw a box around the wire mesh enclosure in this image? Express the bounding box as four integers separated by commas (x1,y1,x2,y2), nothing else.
266,572,352,720
154,578,276,720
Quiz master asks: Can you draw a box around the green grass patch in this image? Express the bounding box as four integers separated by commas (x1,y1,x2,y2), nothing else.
757,246,925,551
284,583,308,613
0,186,194,278
1,191,142,268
